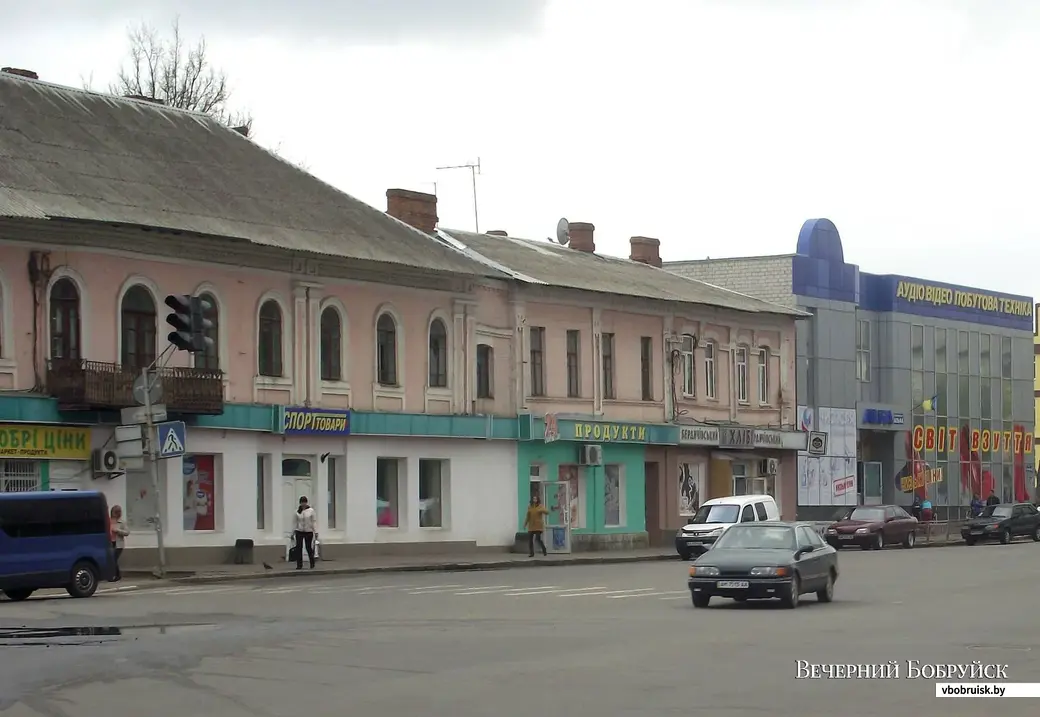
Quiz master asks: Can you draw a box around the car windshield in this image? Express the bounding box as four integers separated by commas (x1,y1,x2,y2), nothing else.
981,506,1012,519
713,525,796,550
690,504,740,524
847,508,885,522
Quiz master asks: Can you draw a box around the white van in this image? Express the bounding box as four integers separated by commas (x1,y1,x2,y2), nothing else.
675,495,780,560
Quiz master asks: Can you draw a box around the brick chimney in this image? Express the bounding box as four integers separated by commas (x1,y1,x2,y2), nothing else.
386,188,438,234
2,67,38,80
568,222,595,253
486,230,508,236
629,236,662,267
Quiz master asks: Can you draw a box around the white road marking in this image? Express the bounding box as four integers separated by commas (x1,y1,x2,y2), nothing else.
659,595,689,600
500,586,561,596
306,584,411,594
407,584,464,594
548,587,611,597
607,590,685,599
98,585,139,594
560,588,655,598
264,587,305,594
453,585,514,595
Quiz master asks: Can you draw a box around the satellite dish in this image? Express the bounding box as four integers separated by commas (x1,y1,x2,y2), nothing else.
555,218,570,245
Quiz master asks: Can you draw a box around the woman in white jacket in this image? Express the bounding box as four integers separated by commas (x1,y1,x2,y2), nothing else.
294,496,318,569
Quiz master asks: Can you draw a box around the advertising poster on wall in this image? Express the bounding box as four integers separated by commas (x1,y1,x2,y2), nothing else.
678,462,704,516
182,454,216,531
797,406,858,506
557,464,583,529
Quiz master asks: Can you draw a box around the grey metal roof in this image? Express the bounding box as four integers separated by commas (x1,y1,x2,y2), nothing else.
442,229,806,316
0,73,492,276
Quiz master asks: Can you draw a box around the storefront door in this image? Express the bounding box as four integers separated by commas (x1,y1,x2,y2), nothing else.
861,461,882,505
542,481,571,554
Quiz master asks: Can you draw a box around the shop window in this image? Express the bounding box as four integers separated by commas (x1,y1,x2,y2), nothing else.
194,292,220,371
258,299,284,377
419,459,448,528
476,343,494,398
120,285,156,371
604,464,625,527
428,318,448,388
182,454,221,531
124,469,156,531
376,457,404,528
49,278,81,360
678,462,705,517
732,462,748,495
0,459,41,492
327,456,339,530
529,463,544,502
558,464,585,529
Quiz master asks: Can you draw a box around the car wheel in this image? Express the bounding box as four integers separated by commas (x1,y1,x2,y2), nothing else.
1000,529,1012,545
66,561,99,598
691,593,710,608
678,550,691,561
816,570,835,603
873,533,884,550
781,575,800,609
3,589,33,602
902,531,915,549
965,537,977,545
1032,525,1040,542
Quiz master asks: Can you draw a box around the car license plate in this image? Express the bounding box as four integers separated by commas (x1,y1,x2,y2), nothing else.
971,529,983,534
838,535,854,540
716,580,749,589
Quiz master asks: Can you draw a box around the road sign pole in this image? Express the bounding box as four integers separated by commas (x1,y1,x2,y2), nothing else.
142,367,167,579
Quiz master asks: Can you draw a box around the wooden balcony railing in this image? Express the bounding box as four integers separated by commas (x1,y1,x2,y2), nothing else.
47,359,224,415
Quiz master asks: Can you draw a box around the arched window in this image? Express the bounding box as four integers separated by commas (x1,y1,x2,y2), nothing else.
428,318,448,388
376,313,398,386
320,307,342,381
120,285,156,371
193,292,220,371
258,300,283,377
49,279,81,360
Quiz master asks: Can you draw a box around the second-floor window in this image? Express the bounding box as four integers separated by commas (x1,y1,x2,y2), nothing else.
680,334,696,397
194,292,219,371
428,318,448,388
376,312,398,386
704,341,717,399
529,327,545,396
49,278,80,361
640,336,653,401
258,299,283,377
120,285,156,372
856,319,870,382
757,347,769,404
602,332,616,400
476,343,494,398
320,307,342,381
736,346,749,404
566,329,580,397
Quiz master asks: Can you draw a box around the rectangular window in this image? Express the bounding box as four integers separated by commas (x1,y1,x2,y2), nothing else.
735,346,749,404
1001,336,1012,378
856,320,871,381
604,464,625,527
911,325,924,371
602,332,616,400
566,329,581,397
936,374,948,417
327,456,338,530
757,348,769,404
980,377,991,418
0,459,41,493
680,334,696,397
182,454,221,531
935,328,947,373
476,343,494,399
0,494,107,538
529,327,545,397
980,334,991,376
419,459,447,528
640,336,654,400
958,330,969,373
256,454,267,530
678,462,705,516
704,341,717,399
731,462,748,495
376,458,404,528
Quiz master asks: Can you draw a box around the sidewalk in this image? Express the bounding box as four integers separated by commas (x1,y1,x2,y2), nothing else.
121,548,680,586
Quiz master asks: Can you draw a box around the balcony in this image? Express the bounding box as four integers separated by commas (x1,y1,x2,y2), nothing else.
47,359,224,415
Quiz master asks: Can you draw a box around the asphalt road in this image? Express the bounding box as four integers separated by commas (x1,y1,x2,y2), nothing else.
2,541,1039,716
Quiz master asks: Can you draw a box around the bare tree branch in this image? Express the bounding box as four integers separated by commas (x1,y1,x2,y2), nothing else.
109,17,253,135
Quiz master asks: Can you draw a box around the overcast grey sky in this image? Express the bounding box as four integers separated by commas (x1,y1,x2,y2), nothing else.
4,0,1038,297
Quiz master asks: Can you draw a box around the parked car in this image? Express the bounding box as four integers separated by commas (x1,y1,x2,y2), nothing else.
675,495,780,560
0,491,114,601
824,505,917,550
961,503,1040,545
687,522,838,609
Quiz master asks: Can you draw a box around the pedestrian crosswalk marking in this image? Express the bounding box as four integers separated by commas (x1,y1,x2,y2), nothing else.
608,590,685,599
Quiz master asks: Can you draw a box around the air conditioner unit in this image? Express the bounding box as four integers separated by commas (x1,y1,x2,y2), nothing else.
579,444,604,466
757,458,771,475
766,458,779,475
92,448,120,478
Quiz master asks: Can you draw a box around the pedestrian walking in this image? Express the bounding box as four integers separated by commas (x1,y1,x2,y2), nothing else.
294,496,317,570
109,504,129,582
523,495,549,558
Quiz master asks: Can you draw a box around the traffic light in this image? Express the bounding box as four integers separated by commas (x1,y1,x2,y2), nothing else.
165,295,215,353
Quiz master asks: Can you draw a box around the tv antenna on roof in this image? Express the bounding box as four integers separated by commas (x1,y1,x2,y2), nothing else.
549,218,570,246
436,157,481,233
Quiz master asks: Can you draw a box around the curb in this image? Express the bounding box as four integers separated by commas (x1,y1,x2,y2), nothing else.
122,552,680,589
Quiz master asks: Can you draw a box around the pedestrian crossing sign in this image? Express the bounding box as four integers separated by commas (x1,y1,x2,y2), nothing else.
156,421,187,459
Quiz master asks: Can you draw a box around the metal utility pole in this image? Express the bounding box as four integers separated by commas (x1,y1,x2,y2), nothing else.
436,158,481,233
140,366,167,579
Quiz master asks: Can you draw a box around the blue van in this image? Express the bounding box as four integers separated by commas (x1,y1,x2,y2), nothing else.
0,491,114,601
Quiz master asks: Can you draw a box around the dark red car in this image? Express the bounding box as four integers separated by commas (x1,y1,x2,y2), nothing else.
824,505,918,550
